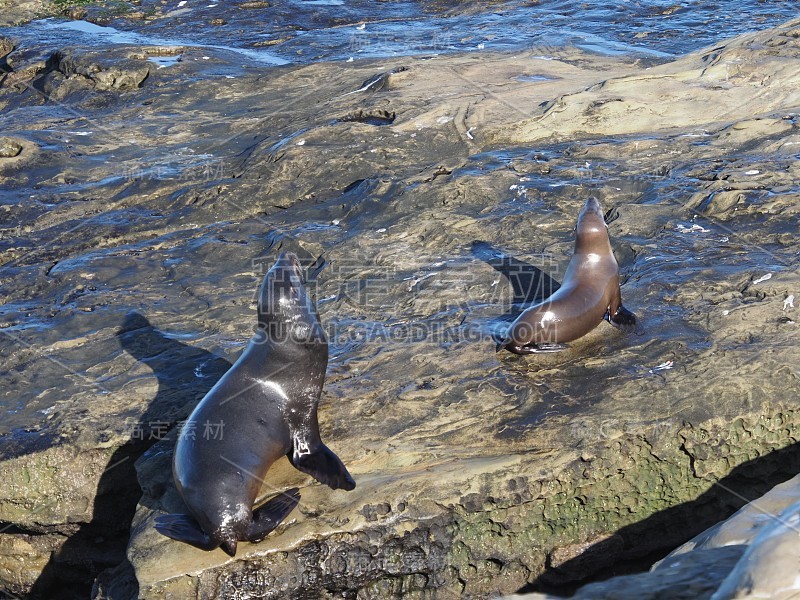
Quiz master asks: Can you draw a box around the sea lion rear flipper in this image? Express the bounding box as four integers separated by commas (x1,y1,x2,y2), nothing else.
290,443,356,491
607,305,638,331
245,487,301,543
500,341,568,355
522,342,568,354
154,513,218,551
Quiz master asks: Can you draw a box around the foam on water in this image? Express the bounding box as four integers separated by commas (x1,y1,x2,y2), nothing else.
36,18,290,65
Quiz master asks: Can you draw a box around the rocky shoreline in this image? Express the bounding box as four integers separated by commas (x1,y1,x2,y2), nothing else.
1,10,799,599
513,471,800,599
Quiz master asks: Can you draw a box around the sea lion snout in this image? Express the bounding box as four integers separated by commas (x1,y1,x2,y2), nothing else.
274,251,304,280
585,196,603,212
258,252,310,328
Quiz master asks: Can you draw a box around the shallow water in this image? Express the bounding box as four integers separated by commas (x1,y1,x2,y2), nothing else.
1,131,796,438
3,0,798,65
0,3,798,436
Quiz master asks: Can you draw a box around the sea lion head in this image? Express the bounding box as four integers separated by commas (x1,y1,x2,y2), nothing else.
575,197,611,253
257,251,326,346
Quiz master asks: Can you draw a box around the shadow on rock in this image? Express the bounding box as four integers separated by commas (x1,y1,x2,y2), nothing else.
520,441,800,597
471,241,560,346
28,311,231,600
472,240,560,309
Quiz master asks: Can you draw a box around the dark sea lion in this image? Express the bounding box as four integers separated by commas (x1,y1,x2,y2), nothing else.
498,197,637,355
155,252,355,556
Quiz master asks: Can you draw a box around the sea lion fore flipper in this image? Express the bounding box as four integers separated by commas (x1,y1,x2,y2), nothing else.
607,305,637,330
245,488,301,543
290,442,356,491
154,513,218,551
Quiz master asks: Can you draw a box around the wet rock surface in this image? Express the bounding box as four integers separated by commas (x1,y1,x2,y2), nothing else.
0,10,798,600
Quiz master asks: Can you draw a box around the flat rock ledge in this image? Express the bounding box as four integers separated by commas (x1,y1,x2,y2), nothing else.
125,413,800,599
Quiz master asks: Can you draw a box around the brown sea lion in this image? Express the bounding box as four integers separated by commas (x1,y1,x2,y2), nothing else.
498,197,637,355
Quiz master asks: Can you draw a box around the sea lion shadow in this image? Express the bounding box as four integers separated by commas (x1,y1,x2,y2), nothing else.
28,310,231,599
471,240,561,342
116,312,235,519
